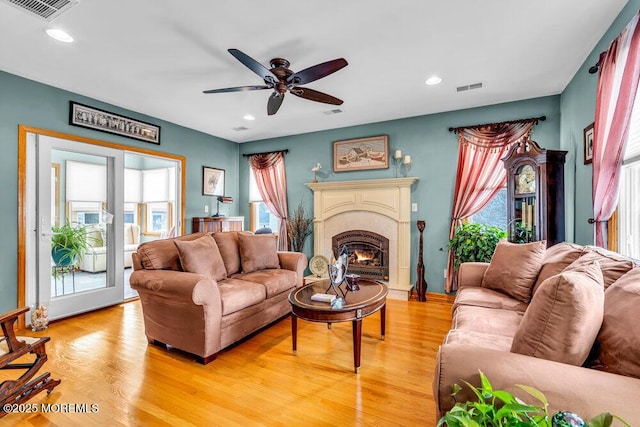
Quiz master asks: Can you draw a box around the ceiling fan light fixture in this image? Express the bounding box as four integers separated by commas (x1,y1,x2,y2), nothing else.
45,28,74,43
243,114,255,121
425,75,442,86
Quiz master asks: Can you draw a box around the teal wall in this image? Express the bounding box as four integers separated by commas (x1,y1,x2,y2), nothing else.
561,0,640,245
0,70,239,313
1,0,637,311
239,95,561,294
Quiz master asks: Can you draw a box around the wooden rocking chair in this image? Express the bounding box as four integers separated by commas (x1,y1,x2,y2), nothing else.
0,307,60,417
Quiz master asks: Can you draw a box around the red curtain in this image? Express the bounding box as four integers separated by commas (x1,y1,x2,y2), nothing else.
248,152,289,250
592,11,640,247
445,122,535,292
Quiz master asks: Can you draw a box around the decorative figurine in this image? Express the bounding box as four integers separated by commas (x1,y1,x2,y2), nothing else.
31,304,49,331
311,163,322,183
326,245,349,300
345,273,360,292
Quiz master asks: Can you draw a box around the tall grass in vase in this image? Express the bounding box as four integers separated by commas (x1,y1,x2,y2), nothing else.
286,201,313,253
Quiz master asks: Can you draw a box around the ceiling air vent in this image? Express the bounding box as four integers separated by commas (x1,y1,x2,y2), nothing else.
1,0,78,21
456,82,483,92
323,108,343,115
232,126,249,131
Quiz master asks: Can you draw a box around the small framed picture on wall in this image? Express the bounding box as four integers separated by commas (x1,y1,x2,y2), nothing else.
202,166,225,196
584,122,594,165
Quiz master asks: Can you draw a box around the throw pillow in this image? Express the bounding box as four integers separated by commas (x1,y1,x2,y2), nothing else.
510,261,605,366
589,268,640,379
482,239,546,303
532,242,585,295
138,233,204,270
213,231,248,275
174,234,227,281
238,233,280,274
563,249,634,290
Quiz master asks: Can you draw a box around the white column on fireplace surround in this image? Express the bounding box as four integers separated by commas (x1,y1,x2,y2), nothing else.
306,177,419,300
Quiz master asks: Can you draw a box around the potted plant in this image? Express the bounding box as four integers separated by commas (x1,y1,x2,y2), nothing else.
50,220,93,267
286,201,313,253
439,371,630,427
448,222,507,271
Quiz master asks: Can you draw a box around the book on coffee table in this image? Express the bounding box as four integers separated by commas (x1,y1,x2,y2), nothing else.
311,293,336,303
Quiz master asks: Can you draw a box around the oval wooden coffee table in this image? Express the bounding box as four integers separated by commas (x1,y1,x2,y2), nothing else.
288,279,388,373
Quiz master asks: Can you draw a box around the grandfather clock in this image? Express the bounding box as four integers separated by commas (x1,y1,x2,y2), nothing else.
502,140,567,247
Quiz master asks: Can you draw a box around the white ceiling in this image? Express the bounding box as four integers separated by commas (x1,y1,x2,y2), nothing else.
0,0,628,143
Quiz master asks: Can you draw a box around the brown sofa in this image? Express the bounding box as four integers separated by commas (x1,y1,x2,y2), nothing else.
129,231,307,364
433,241,640,424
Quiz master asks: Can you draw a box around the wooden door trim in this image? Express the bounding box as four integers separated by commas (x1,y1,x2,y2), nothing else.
17,125,187,328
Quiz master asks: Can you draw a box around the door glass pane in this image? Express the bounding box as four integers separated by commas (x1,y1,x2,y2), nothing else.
51,150,109,297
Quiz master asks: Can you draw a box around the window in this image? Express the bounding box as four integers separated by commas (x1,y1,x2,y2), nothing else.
68,201,102,226
77,212,100,225
145,202,173,234
124,202,137,224
249,170,279,232
140,167,176,236
618,88,640,259
469,187,508,231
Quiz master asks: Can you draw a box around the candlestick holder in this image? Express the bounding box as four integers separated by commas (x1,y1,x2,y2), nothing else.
394,157,402,178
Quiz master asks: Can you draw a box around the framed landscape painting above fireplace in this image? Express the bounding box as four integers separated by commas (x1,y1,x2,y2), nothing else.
333,135,389,172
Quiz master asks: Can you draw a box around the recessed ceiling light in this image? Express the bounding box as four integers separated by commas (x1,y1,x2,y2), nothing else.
425,76,442,86
46,28,74,43
243,114,255,121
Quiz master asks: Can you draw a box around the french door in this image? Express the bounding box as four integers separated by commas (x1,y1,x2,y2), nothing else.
32,135,124,320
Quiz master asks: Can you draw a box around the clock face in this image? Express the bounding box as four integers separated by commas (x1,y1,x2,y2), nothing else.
516,164,536,194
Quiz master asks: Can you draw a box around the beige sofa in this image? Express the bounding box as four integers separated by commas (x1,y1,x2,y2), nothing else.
433,241,640,424
79,223,140,272
129,231,307,364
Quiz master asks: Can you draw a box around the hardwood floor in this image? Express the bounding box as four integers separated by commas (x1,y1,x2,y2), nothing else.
3,298,452,426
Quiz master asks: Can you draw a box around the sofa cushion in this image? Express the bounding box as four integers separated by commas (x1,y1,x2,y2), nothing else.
238,233,280,273
444,329,513,352
533,242,585,295
453,286,528,314
137,233,206,270
482,240,546,303
452,305,523,337
589,268,640,379
213,232,244,275
232,269,297,298
511,261,604,366
174,234,227,282
566,248,635,290
217,278,266,316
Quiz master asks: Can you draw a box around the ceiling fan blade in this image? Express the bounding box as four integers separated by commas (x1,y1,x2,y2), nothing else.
228,49,278,83
203,85,270,94
267,92,285,115
287,58,348,86
291,87,343,105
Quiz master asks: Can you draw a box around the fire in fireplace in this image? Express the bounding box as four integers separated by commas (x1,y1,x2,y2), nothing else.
332,230,389,281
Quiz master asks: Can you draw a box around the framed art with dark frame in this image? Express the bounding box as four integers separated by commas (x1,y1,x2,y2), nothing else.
333,135,389,172
202,166,225,196
69,101,161,144
584,122,594,165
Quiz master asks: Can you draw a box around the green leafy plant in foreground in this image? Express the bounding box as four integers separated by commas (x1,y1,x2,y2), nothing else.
438,371,631,427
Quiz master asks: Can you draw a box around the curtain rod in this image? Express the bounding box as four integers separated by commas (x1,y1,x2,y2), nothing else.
448,115,546,133
242,149,289,157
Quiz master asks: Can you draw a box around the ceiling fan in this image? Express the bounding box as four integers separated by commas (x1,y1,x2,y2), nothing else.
203,49,348,115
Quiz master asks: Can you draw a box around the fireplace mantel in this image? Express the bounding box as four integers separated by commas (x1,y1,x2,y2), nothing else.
306,177,418,300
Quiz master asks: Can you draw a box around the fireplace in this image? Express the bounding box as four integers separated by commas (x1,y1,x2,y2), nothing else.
332,230,390,281
307,177,418,300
